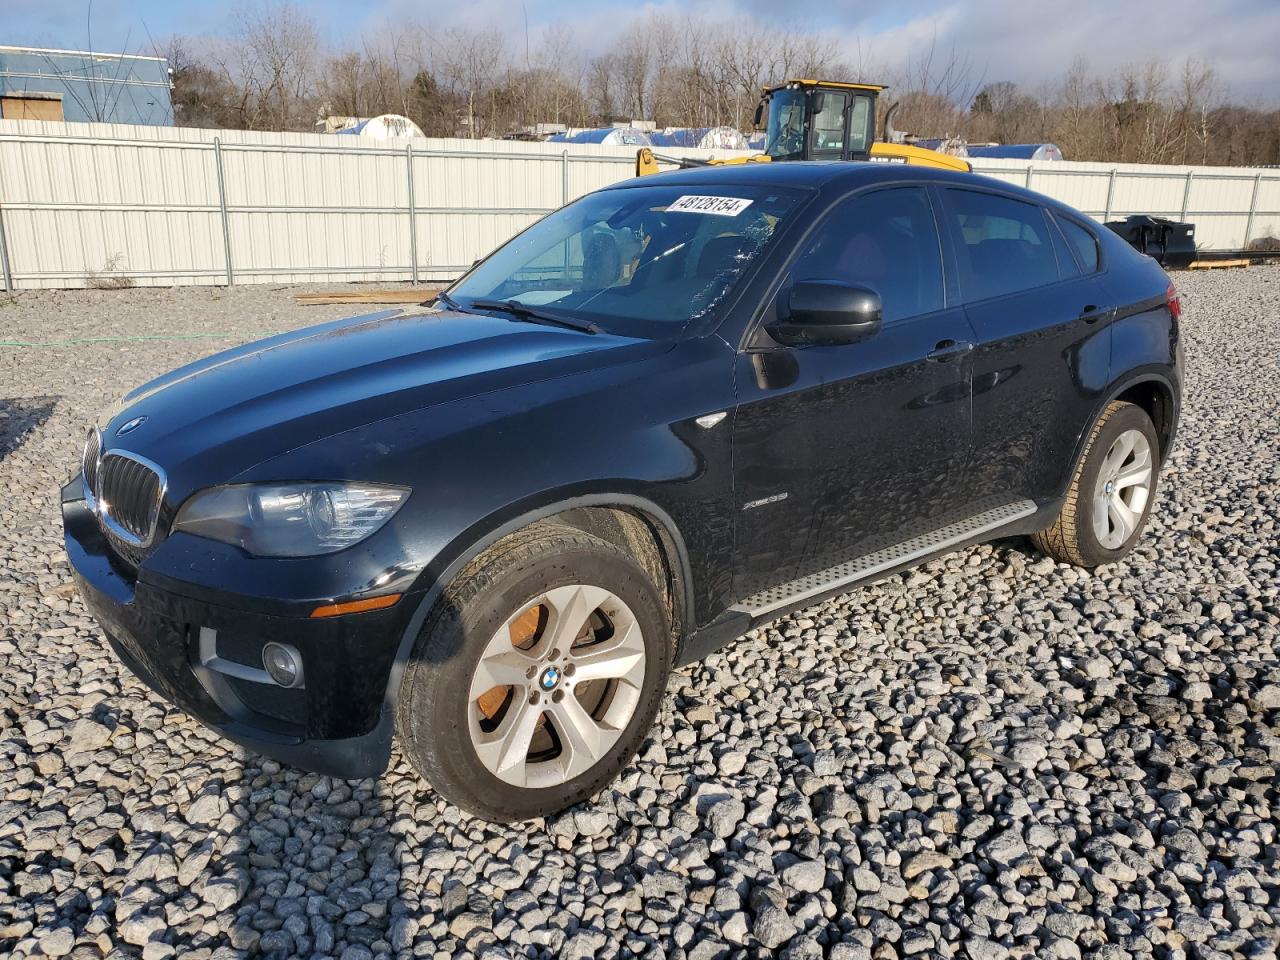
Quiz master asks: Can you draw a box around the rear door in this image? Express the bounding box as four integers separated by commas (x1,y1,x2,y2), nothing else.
730,186,976,600
936,186,1114,507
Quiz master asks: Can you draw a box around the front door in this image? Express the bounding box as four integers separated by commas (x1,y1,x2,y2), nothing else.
731,185,976,601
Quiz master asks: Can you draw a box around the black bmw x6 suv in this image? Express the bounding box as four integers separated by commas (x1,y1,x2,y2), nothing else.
65,162,1182,822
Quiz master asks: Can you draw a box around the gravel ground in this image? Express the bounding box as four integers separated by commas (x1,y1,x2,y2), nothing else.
1,273,1278,960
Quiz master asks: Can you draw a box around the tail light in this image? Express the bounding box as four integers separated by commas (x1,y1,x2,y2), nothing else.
1166,281,1182,321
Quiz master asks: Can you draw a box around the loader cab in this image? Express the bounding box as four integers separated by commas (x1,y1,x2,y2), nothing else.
756,80,881,162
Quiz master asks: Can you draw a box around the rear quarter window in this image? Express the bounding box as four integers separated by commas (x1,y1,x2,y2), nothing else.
1056,215,1101,273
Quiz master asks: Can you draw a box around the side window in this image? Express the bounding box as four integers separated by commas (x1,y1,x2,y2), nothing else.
1057,215,1101,273
789,187,944,323
810,92,847,155
847,95,872,154
943,189,1061,301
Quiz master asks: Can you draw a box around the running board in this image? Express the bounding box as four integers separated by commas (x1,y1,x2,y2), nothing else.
734,499,1037,618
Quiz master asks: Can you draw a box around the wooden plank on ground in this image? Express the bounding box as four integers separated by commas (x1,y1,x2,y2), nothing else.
1188,259,1250,270
294,289,439,304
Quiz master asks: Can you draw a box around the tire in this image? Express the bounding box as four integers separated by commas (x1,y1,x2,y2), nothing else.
1032,400,1160,567
395,523,672,822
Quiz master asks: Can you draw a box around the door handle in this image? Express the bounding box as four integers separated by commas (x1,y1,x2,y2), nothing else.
927,338,974,362
1078,304,1112,324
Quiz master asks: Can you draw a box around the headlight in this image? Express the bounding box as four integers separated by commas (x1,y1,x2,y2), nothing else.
172,482,409,557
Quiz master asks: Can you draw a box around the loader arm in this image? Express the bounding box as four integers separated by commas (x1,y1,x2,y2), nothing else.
635,148,774,178
868,142,971,172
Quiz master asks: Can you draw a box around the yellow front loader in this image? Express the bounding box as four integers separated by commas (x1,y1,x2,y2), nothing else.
636,79,970,176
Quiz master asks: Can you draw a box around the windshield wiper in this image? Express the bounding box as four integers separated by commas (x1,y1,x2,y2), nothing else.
469,298,601,335
434,289,463,311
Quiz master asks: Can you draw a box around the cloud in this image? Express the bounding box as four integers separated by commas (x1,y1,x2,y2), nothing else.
829,0,1280,102
6,0,1277,102
382,0,1280,102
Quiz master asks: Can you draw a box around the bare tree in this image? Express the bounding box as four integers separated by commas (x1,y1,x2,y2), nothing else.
434,27,504,137
153,9,1279,168
889,33,984,138
613,25,653,121
970,81,1048,145
586,53,619,123
208,2,321,131
168,36,240,128
1172,58,1219,164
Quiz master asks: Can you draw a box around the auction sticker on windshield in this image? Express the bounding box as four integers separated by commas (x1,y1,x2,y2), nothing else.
667,195,754,216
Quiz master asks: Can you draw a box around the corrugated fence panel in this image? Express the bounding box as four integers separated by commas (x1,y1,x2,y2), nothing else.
2,117,1278,290
0,124,226,285
1253,175,1280,244
220,138,413,283
970,156,1280,250
417,212,541,280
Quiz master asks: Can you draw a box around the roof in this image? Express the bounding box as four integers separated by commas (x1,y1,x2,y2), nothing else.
610,160,979,191
763,79,887,94
0,45,168,63
966,143,1064,161
607,160,1087,217
548,127,654,146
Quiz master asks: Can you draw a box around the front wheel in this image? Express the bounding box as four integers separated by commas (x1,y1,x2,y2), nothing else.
395,524,672,822
1033,400,1160,567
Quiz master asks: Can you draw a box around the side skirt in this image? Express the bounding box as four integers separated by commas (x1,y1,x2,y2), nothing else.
676,498,1038,667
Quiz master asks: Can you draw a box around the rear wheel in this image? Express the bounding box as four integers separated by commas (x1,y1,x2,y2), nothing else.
395,525,672,822
1033,400,1160,567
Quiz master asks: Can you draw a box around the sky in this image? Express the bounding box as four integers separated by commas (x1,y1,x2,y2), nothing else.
7,0,1280,103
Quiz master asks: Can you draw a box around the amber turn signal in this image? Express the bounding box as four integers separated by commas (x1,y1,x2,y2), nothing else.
309,593,402,618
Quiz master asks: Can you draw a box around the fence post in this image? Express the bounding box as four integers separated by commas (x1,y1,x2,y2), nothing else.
1103,168,1118,221
1024,164,1034,189
406,143,419,285
1243,171,1263,250
0,204,12,292
213,138,234,286
1180,170,1195,220
561,150,569,206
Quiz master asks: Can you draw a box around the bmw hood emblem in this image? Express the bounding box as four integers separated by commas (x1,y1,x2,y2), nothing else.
116,415,147,436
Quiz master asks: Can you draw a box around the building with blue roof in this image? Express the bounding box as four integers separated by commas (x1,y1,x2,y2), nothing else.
0,46,173,125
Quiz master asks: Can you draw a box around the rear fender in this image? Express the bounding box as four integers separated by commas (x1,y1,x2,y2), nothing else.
1060,369,1179,501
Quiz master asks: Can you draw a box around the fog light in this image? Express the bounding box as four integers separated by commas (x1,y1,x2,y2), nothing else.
262,642,303,688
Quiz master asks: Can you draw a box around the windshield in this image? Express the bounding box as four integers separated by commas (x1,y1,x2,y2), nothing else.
447,184,804,339
764,89,807,160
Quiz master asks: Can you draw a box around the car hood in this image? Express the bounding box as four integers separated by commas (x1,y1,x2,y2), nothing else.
97,308,663,496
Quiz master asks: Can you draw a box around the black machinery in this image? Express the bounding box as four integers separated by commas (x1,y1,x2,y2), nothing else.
1105,215,1197,270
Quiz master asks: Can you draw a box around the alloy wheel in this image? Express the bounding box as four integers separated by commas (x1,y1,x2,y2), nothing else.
1092,428,1154,550
466,584,647,788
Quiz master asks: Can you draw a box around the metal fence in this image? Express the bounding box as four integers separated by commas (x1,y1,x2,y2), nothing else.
1,117,1278,290
967,158,1280,254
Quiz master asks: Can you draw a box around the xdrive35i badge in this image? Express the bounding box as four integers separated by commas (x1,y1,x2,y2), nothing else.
116,416,147,436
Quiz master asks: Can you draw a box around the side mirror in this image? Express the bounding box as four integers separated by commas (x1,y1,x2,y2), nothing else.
751,99,765,130
766,281,883,346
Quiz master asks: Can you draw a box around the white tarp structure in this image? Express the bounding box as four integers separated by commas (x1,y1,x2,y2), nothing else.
331,114,426,140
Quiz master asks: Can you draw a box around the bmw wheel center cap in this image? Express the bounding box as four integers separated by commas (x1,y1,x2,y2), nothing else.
539,666,561,691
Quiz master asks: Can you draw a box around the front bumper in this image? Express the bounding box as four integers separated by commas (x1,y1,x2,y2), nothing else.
63,479,412,779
